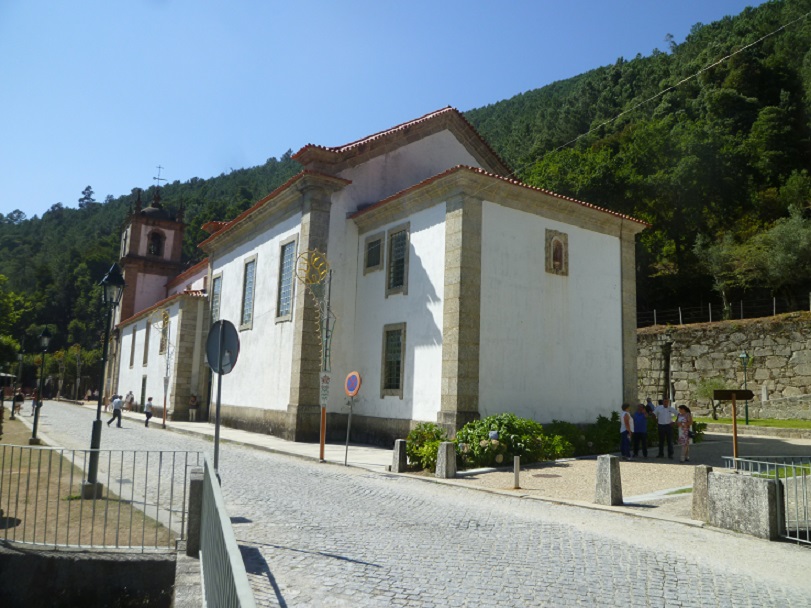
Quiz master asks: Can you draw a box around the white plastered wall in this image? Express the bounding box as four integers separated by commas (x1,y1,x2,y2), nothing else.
210,214,301,412
346,204,446,422
479,201,623,423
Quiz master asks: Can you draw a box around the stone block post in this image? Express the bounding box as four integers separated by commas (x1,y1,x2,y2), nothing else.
691,465,712,522
435,442,457,479
391,439,407,473
594,455,623,506
186,467,204,557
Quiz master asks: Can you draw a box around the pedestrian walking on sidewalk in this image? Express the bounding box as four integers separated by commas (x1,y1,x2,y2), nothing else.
632,403,649,458
620,403,634,460
31,389,39,416
653,399,676,459
144,397,154,427
677,405,693,462
107,394,123,428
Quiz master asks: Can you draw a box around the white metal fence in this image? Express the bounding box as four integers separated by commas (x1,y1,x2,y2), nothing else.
638,293,811,328
0,445,201,549
724,455,811,545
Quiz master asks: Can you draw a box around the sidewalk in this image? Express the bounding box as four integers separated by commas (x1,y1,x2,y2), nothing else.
63,400,811,525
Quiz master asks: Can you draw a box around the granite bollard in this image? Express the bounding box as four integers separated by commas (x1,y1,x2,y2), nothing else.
436,442,456,479
392,439,407,473
594,454,623,506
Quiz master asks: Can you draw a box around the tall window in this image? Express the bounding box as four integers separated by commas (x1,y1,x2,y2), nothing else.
211,275,222,322
386,224,409,297
364,232,384,275
381,323,406,398
129,326,137,368
240,257,257,329
147,231,164,257
143,323,150,365
277,238,296,320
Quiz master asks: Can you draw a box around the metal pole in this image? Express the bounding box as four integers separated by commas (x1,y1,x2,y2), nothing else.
709,303,712,323
344,397,353,466
87,303,113,488
743,361,749,426
678,307,683,325
213,321,224,479
31,350,46,444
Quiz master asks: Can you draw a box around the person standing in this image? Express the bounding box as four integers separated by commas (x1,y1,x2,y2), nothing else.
632,403,649,458
188,394,199,422
144,397,154,428
107,394,123,428
654,399,677,459
31,388,39,416
14,387,24,416
124,390,135,411
619,403,634,461
677,405,693,462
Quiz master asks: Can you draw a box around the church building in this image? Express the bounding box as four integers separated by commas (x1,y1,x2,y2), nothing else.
111,107,646,444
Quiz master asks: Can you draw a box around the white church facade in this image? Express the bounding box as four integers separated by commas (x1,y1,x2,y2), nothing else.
111,107,646,444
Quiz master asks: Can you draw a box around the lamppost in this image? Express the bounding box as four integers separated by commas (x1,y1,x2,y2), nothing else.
11,347,23,421
739,351,750,425
30,327,52,445
84,264,125,498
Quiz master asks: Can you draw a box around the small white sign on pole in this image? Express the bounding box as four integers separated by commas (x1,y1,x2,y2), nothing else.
319,372,330,407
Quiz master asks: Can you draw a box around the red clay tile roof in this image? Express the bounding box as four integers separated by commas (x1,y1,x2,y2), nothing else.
201,221,229,234
117,289,208,329
293,106,509,173
197,170,350,250
166,258,209,290
350,165,649,227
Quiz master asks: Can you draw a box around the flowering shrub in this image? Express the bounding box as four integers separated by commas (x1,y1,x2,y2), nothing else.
455,413,573,468
406,422,449,471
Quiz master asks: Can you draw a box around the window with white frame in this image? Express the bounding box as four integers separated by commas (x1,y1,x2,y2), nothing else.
211,274,222,322
386,223,409,297
240,256,257,329
277,237,297,320
381,322,406,398
364,232,384,275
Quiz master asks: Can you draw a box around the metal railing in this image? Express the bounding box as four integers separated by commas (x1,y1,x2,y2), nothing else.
723,456,811,545
200,455,257,608
638,293,811,328
0,444,201,550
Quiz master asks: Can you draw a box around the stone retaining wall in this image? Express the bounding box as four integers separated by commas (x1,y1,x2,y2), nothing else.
638,312,811,419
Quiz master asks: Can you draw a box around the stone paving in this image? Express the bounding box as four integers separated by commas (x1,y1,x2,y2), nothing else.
14,401,811,607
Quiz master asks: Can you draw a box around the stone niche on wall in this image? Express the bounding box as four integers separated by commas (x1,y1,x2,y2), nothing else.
637,312,811,419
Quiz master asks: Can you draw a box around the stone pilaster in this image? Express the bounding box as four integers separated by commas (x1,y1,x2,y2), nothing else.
287,188,332,441
437,195,482,434
620,225,638,406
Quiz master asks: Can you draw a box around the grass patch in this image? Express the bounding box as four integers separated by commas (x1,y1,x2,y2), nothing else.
666,487,693,495
1,415,176,548
753,464,811,479
696,417,811,430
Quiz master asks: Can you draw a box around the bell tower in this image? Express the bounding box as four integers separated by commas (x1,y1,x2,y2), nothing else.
118,187,185,323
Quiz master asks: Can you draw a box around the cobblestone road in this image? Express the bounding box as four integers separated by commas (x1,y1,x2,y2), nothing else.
29,401,811,607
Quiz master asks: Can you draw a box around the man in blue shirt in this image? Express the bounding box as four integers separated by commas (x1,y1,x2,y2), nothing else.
632,403,649,458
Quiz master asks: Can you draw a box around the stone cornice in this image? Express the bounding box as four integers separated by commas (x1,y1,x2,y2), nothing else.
199,171,349,254
352,166,648,238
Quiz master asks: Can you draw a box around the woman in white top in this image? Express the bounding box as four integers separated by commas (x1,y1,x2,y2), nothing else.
620,403,634,461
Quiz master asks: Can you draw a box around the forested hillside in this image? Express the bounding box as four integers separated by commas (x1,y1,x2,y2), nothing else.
1,0,810,389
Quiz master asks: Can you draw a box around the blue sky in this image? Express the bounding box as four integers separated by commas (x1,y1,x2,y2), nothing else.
0,0,766,219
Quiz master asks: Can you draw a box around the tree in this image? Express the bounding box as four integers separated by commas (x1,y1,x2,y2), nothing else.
78,186,96,209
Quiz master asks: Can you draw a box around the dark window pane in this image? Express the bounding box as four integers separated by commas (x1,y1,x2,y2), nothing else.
366,239,381,269
388,231,406,289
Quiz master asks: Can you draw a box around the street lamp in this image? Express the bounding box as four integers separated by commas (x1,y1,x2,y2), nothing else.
739,351,750,425
85,263,125,498
30,327,52,445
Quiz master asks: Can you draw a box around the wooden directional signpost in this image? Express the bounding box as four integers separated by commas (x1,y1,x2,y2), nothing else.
713,389,755,459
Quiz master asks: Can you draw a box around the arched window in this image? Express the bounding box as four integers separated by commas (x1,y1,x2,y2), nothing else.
147,231,165,257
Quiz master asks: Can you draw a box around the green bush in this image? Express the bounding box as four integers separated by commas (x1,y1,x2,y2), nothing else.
455,413,573,468
544,420,588,455
406,422,448,470
583,412,620,455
